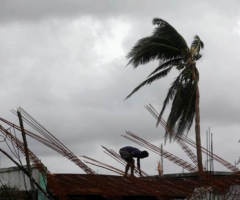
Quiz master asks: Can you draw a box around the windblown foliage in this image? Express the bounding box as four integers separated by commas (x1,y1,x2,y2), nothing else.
126,18,204,139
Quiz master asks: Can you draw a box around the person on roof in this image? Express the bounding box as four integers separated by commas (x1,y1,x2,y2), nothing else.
119,146,149,177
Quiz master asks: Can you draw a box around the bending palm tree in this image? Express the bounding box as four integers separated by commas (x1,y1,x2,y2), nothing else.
126,18,204,172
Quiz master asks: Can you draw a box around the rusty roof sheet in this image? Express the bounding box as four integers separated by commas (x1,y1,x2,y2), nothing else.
47,173,240,199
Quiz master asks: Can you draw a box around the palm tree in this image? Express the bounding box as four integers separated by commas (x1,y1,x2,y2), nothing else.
126,18,204,173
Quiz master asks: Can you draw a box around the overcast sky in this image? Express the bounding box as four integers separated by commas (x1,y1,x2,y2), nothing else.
0,0,240,175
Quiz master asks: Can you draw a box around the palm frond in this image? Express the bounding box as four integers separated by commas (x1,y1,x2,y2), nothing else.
156,75,181,127
175,82,196,135
125,67,173,99
127,37,182,68
152,18,189,53
164,76,197,139
147,57,184,77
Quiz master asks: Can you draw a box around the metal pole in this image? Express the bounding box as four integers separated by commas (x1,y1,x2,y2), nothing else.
211,132,214,172
206,130,208,171
17,110,35,196
161,144,163,175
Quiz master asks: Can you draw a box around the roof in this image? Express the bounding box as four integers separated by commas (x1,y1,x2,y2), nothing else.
47,172,240,199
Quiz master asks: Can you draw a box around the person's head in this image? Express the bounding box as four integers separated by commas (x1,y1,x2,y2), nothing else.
140,150,149,158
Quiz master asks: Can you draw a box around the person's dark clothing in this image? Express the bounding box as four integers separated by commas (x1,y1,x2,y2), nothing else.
119,146,148,176
119,146,142,162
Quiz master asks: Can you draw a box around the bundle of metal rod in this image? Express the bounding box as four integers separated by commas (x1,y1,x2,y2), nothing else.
0,125,48,174
0,112,95,174
0,125,70,200
85,161,123,175
145,104,239,172
181,133,238,172
82,155,124,175
146,105,199,166
177,139,198,166
146,104,240,190
123,131,197,172
3,125,99,198
0,148,55,200
102,146,126,166
101,145,148,177
16,107,96,174
206,128,215,175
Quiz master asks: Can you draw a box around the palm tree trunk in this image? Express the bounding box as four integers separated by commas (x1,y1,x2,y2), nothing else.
195,84,203,173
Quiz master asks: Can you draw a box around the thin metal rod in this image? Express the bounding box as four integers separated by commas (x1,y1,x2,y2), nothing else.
101,145,148,176
0,148,55,200
145,104,238,172
0,116,96,174
82,155,124,175
123,131,197,172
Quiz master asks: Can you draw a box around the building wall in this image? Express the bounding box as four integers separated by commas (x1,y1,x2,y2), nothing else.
0,165,48,200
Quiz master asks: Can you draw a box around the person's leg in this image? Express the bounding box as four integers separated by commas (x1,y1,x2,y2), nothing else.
125,163,130,176
129,159,135,176
120,149,133,176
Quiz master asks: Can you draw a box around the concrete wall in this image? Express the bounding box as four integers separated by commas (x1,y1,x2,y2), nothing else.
0,165,48,200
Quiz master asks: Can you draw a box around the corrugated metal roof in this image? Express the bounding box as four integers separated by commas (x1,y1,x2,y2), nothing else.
47,173,240,199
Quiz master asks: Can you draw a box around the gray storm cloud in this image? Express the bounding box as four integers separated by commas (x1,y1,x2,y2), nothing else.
0,0,240,174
